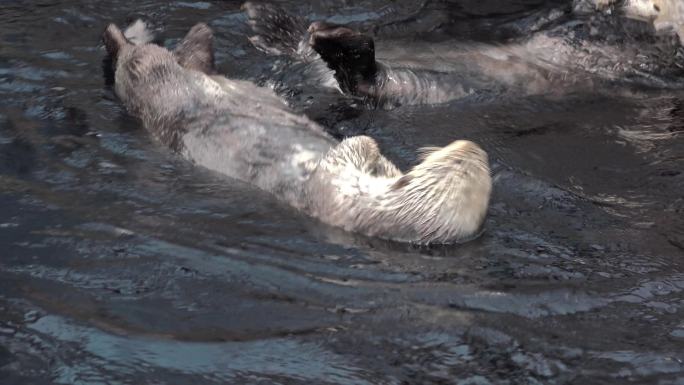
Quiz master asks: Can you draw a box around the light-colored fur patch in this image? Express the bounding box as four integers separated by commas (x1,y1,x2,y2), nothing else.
124,20,154,45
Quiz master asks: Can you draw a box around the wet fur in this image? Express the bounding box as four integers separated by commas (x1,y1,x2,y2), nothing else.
619,0,684,41
244,2,684,107
103,21,492,244
306,21,377,94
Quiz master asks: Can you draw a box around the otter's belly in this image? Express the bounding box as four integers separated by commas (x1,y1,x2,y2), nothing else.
181,116,334,207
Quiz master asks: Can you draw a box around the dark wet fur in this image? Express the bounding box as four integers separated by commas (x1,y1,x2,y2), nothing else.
245,2,684,107
243,2,379,96
307,22,377,94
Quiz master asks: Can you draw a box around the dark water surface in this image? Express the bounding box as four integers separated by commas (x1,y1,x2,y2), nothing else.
1,1,684,384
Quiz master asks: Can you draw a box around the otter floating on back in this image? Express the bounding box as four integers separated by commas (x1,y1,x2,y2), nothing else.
244,2,684,108
102,21,492,244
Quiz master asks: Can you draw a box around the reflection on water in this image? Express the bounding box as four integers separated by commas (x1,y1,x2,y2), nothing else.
1,0,684,384
27,315,374,385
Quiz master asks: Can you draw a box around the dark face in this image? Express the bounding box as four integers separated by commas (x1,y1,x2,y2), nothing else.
308,21,377,94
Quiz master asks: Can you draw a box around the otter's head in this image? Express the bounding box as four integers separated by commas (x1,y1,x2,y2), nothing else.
620,0,684,41
307,21,377,94
317,137,491,244
389,140,492,243
620,0,662,21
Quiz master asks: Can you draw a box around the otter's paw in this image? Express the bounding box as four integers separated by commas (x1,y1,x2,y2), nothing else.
326,136,401,177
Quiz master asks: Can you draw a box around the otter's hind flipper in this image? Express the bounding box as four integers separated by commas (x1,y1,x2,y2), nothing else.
103,20,155,59
243,2,308,57
103,23,134,84
308,22,377,94
103,23,130,59
174,23,216,75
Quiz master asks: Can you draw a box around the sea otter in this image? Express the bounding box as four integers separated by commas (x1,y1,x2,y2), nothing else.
243,2,684,108
617,0,684,41
102,21,492,244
